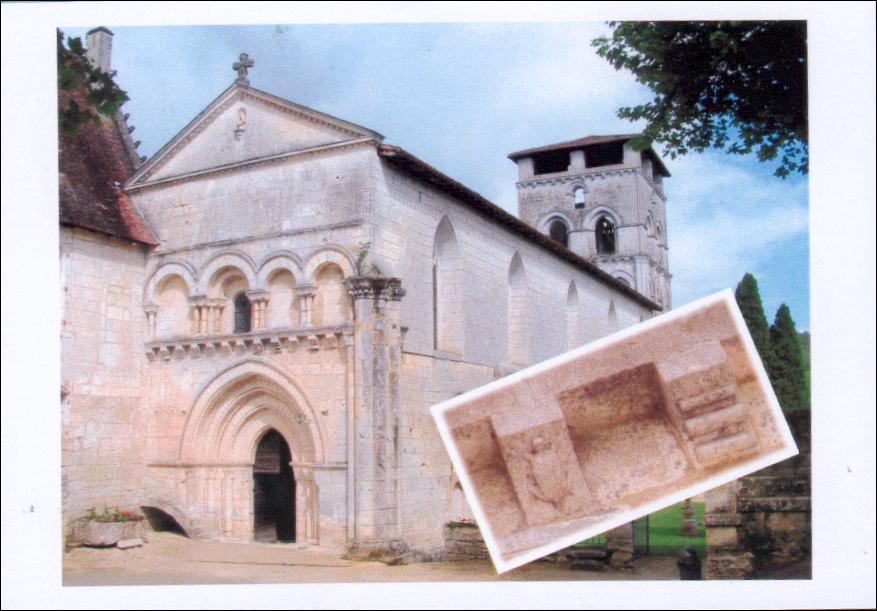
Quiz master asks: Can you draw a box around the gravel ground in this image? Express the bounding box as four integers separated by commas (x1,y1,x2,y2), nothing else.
62,532,680,586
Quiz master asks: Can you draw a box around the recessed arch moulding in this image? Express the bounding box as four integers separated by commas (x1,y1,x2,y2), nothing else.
145,355,349,546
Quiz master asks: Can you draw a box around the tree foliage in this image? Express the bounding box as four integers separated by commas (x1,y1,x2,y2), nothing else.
735,273,810,413
57,29,129,139
735,273,779,375
593,21,808,177
798,330,811,406
770,304,809,411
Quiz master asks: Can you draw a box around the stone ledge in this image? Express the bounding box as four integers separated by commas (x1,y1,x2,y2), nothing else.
738,476,810,498
702,513,742,527
737,496,811,513
145,324,352,361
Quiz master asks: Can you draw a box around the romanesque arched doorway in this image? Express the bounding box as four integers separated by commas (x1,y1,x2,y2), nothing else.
178,359,324,544
253,429,296,542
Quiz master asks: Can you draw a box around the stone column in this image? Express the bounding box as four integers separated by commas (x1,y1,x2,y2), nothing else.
293,463,319,545
702,480,754,579
344,276,407,558
143,303,158,339
207,298,225,335
188,296,210,335
296,284,317,327
246,290,270,330
680,498,699,536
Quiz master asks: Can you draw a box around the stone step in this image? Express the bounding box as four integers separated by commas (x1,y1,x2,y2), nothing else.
676,385,737,414
683,403,746,437
694,430,758,466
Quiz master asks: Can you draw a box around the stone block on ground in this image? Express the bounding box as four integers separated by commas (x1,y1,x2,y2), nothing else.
117,537,144,549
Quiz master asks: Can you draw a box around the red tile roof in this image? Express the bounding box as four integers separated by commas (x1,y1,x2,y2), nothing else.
508,133,670,177
58,88,156,246
377,144,661,311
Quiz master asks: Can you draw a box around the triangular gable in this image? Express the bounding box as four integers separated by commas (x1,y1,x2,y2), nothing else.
127,84,383,187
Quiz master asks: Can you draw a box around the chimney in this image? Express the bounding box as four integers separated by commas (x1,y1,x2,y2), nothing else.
86,27,113,73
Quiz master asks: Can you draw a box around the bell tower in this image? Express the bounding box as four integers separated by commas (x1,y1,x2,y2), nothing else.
509,134,671,308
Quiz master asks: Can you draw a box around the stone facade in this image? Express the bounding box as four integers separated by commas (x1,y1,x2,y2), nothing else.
61,227,151,525
60,35,667,558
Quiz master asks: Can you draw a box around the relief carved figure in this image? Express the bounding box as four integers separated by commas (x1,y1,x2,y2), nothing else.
525,436,570,512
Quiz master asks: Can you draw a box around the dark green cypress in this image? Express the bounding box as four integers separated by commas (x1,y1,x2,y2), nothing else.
798,331,811,409
734,273,779,378
770,304,808,411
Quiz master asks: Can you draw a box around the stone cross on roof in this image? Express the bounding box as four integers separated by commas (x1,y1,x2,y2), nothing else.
233,53,254,86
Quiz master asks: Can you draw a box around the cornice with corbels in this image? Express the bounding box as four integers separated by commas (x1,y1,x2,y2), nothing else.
145,323,353,362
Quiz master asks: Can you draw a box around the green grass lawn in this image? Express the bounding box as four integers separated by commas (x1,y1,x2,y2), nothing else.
648,501,706,556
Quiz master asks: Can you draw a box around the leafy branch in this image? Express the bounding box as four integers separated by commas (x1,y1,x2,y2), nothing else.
57,29,130,139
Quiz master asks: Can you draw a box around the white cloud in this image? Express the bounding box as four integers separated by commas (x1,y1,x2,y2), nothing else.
667,152,809,307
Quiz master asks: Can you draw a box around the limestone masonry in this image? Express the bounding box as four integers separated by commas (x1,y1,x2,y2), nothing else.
61,29,667,557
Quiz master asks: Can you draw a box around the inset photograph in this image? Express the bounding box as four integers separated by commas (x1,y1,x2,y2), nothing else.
432,291,798,573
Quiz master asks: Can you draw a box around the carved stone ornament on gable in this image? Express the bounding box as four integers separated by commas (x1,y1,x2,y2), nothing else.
234,107,247,140
233,53,254,86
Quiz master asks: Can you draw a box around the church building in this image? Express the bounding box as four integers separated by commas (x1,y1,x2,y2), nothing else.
60,28,669,558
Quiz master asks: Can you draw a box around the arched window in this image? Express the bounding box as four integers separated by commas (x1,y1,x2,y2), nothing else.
548,219,570,248
595,215,616,254
614,275,631,288
508,253,529,366
234,292,251,333
566,281,581,350
573,187,587,209
207,265,250,334
433,216,464,353
608,300,618,329
313,263,349,326
154,274,190,339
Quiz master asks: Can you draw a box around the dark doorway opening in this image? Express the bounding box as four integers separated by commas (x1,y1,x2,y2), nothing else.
141,506,188,537
253,429,296,543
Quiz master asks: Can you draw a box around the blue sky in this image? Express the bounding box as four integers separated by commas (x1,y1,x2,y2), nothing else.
63,22,811,330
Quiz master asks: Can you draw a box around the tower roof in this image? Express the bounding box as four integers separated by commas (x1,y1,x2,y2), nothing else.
508,133,670,177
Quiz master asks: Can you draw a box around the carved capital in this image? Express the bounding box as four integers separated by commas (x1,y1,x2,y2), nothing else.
187,294,210,307
345,276,404,301
245,289,270,303
385,277,406,301
294,284,317,297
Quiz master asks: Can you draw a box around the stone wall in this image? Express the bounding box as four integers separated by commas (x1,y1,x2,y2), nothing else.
441,522,635,568
373,158,652,366
703,411,811,579
130,145,375,251
443,523,490,561
398,353,496,552
373,158,655,553
61,227,150,536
